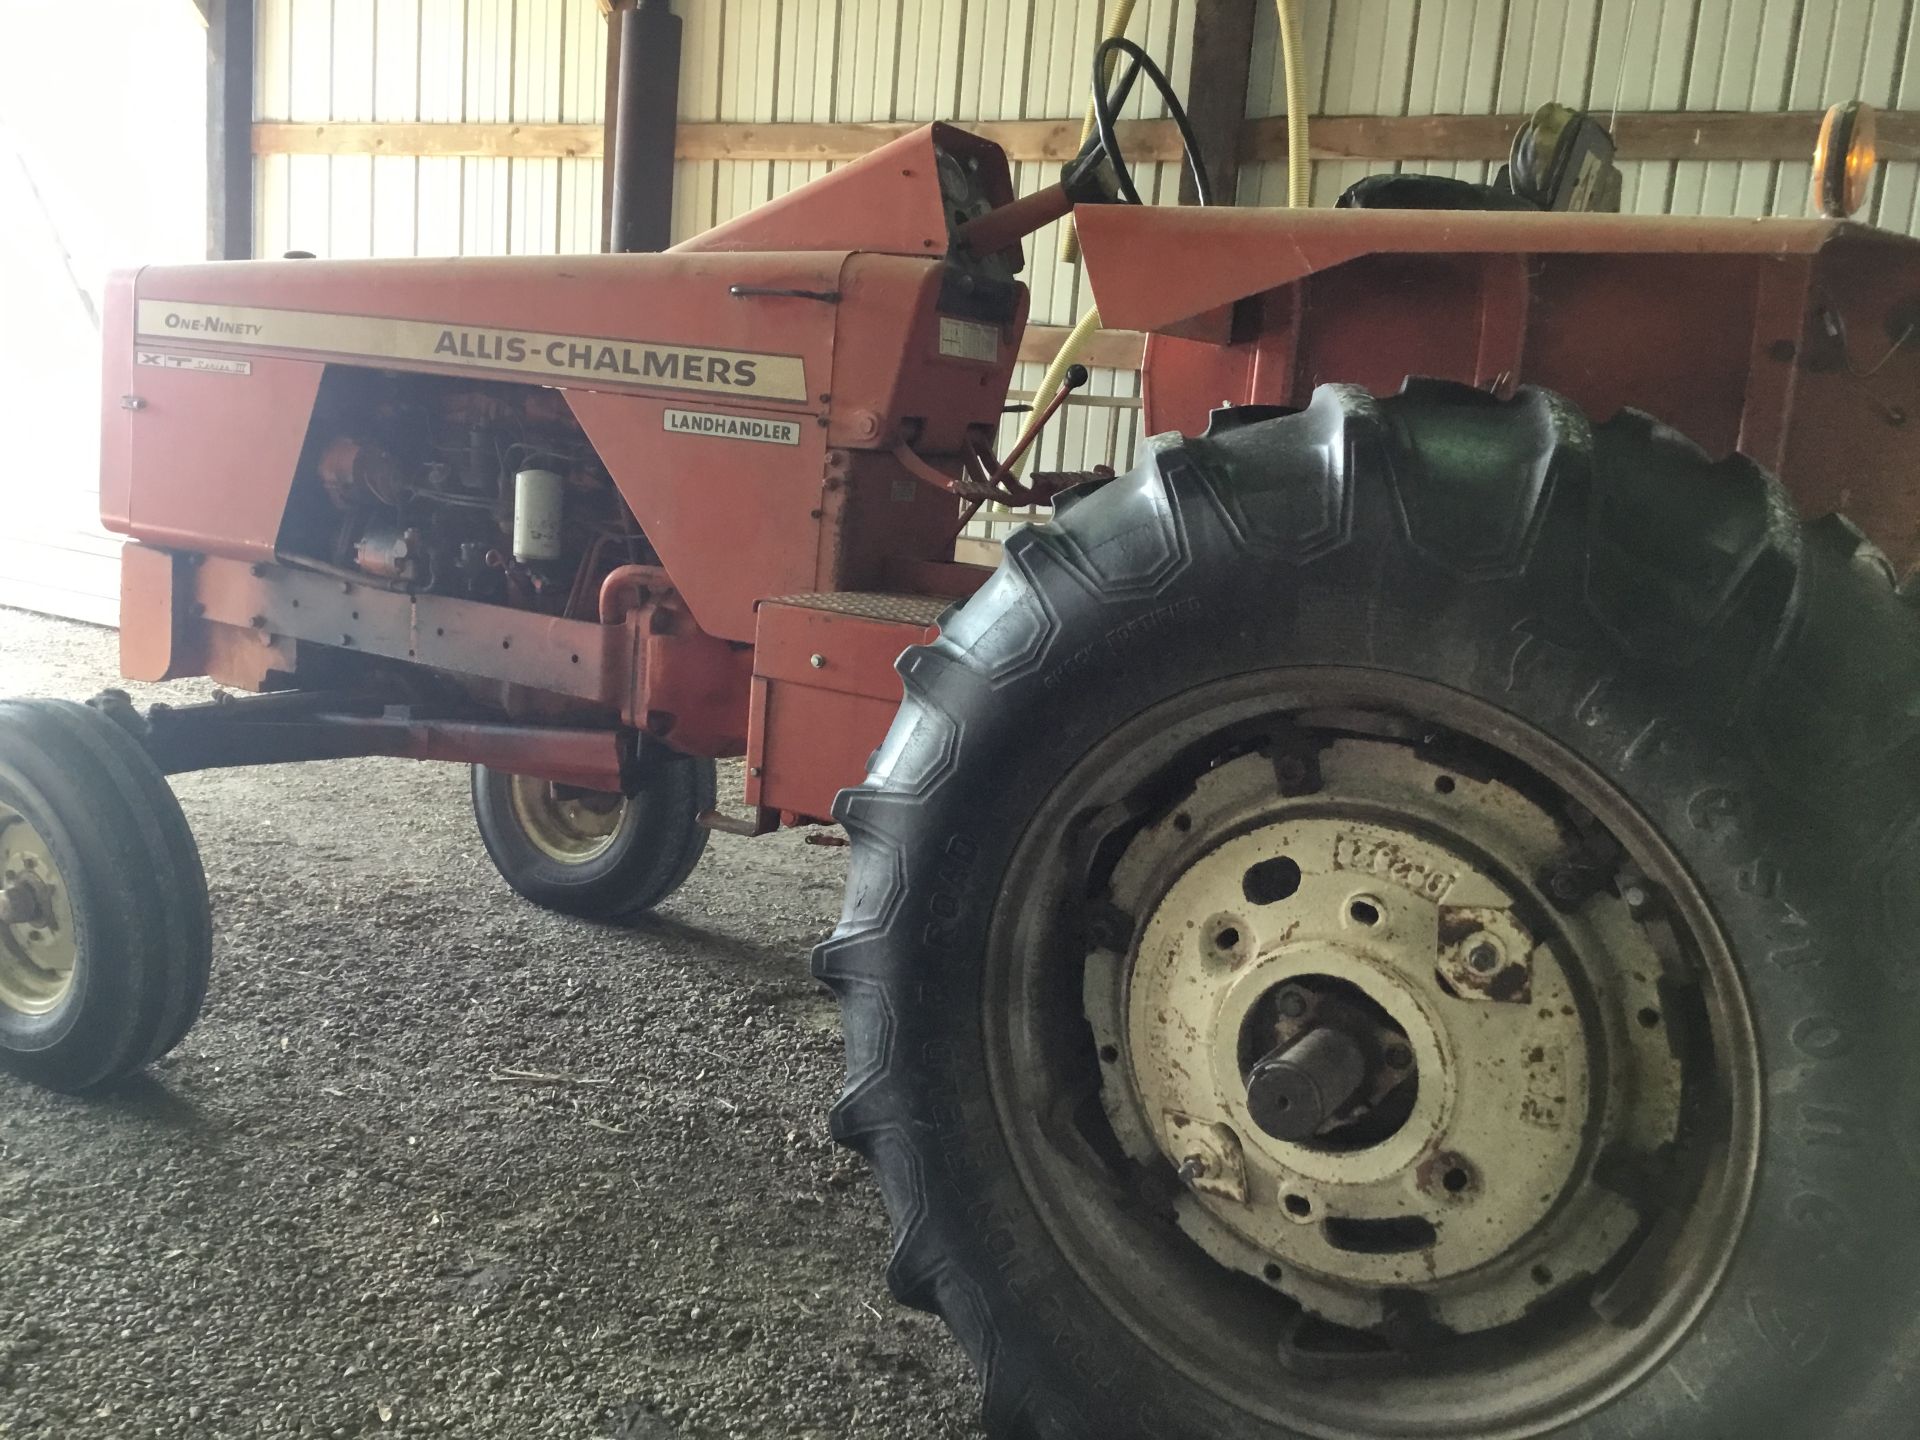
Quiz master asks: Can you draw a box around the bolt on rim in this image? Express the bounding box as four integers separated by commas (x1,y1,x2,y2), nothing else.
0,801,78,1017
984,670,1761,1439
506,775,627,863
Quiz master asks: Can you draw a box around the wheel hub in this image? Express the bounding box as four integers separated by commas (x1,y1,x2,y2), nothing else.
1090,737,1684,1336
0,802,77,1016
507,776,626,863
1244,1021,1371,1143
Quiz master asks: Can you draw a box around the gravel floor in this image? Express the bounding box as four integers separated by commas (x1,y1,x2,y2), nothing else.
0,607,982,1439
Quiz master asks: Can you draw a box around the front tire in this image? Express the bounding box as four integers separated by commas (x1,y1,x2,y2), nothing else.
471,755,714,921
0,699,211,1093
816,383,1920,1438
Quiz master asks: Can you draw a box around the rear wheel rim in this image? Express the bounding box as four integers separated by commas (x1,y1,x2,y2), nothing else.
984,669,1761,1439
506,776,626,864
0,801,78,1017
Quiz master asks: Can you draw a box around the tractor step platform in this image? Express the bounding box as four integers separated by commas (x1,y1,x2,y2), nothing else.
746,593,951,823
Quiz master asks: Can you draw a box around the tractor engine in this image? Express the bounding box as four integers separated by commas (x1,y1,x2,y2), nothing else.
280,368,647,618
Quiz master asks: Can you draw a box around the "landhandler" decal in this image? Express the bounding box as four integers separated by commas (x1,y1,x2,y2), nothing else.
133,300,807,402
663,407,803,445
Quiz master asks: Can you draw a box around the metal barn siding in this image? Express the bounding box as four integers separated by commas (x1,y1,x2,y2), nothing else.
254,0,604,260
1243,0,1920,225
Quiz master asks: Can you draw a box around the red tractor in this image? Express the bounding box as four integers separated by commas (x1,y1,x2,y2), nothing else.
1,35,1914,1438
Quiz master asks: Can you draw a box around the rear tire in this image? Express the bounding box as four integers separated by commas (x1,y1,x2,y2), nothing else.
471,756,714,921
817,383,1920,1438
0,699,211,1093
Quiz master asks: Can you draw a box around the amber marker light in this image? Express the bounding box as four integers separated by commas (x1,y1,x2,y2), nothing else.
1814,102,1879,220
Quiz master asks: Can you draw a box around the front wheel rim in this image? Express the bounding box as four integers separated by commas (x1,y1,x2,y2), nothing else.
506,776,627,864
984,669,1761,1439
0,801,78,1017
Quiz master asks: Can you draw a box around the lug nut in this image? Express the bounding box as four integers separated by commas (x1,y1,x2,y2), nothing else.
1468,941,1501,973
1547,868,1583,901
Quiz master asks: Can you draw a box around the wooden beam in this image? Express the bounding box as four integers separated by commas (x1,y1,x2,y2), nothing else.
252,118,1185,164
1020,325,1145,371
254,109,1920,168
1180,0,1258,206
206,0,253,260
1239,110,1920,165
674,117,1185,163
1239,113,1514,164
1610,109,1920,163
253,122,606,159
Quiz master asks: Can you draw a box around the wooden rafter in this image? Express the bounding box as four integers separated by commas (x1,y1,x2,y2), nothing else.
253,110,1920,166
251,118,1186,163
1020,325,1146,371
1238,109,1920,164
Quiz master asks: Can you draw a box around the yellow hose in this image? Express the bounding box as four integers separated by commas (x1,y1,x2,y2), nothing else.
1013,0,1311,477
1275,0,1311,207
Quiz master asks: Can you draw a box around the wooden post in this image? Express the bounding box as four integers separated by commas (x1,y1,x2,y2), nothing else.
204,0,253,260
1180,0,1258,206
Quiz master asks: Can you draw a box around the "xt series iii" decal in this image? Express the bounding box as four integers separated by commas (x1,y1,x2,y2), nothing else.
136,351,252,376
134,300,808,402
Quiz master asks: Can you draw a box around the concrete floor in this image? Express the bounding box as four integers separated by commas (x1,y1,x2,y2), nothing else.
0,606,980,1439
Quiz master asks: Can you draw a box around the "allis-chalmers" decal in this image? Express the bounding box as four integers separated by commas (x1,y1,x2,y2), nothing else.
133,300,807,402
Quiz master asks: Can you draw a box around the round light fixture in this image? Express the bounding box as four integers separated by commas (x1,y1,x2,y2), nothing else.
1814,101,1878,219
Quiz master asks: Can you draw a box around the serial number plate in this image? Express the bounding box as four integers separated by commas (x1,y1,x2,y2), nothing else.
937,317,1000,363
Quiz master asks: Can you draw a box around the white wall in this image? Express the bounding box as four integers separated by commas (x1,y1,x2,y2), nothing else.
0,0,207,626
